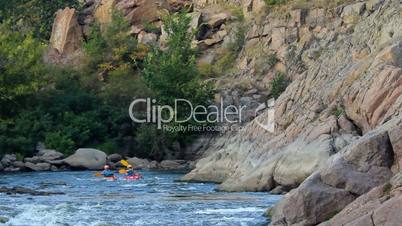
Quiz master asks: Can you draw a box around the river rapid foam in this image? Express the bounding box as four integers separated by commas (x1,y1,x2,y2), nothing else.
0,171,281,225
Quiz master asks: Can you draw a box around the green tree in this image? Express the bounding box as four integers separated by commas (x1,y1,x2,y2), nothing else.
142,12,212,109
0,22,47,117
83,11,138,80
270,72,289,99
0,0,80,40
140,12,213,158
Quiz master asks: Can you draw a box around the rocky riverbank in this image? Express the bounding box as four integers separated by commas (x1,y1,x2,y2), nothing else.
1,0,401,225
0,148,191,173
178,0,402,225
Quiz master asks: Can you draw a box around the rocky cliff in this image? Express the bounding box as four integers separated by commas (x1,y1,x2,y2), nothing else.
180,0,402,225
45,0,402,224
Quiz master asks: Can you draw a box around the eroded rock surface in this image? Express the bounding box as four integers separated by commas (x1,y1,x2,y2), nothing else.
64,148,107,170
49,7,83,55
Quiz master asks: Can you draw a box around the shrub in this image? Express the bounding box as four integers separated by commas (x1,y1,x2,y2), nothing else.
263,0,286,6
198,61,215,78
214,25,246,75
0,0,80,40
142,12,213,153
143,12,213,108
333,106,345,117
0,22,47,117
44,132,75,155
83,11,138,79
270,72,289,99
96,139,119,155
267,53,279,69
142,22,161,34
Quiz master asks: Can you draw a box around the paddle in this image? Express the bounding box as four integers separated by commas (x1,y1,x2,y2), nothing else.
94,160,131,176
118,159,130,174
120,159,129,167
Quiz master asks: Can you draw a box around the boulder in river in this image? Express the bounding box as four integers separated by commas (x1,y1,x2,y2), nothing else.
127,157,151,169
160,160,188,170
1,154,16,167
24,156,41,164
25,162,51,171
64,148,107,170
0,162,3,171
0,216,8,223
37,149,64,161
0,186,64,196
107,153,122,163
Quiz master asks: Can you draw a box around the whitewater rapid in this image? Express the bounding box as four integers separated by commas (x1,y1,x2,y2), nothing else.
0,171,281,225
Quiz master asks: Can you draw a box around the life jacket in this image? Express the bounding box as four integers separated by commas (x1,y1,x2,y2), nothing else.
102,169,114,177
126,169,134,176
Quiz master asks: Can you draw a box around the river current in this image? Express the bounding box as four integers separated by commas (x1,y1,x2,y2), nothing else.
0,171,281,226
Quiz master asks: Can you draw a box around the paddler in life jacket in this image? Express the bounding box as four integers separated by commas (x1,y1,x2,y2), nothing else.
102,165,114,177
126,165,134,176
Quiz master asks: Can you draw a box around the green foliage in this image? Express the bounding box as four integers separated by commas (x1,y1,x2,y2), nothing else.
135,125,164,159
266,53,279,69
142,22,161,34
198,61,215,78
0,9,213,160
332,106,345,117
382,183,392,195
0,69,143,157
141,12,213,154
143,12,213,107
270,72,289,99
214,25,245,75
0,22,47,117
0,0,80,40
83,11,138,79
15,153,24,161
96,139,119,155
224,5,244,21
44,132,75,155
263,0,286,6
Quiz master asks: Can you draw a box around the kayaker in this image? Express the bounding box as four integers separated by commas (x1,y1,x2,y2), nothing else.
126,165,134,176
102,165,114,177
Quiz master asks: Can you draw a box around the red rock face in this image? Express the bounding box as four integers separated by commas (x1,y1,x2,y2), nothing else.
49,7,83,55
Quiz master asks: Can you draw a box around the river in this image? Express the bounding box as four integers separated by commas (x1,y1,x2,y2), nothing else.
0,171,281,226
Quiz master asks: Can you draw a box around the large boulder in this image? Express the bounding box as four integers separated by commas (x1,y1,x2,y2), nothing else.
107,153,122,163
1,154,16,167
64,148,107,170
116,0,169,25
127,157,151,169
320,172,402,226
270,173,356,226
12,161,25,169
37,149,64,161
270,126,395,226
24,156,41,164
0,162,3,171
49,7,83,55
24,162,51,171
159,160,188,170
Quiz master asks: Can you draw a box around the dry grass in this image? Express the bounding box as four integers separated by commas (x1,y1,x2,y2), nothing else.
265,0,360,14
